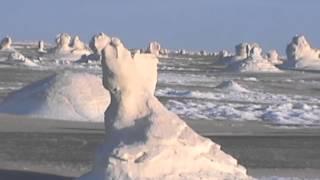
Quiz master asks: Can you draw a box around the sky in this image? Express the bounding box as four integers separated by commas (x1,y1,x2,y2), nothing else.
1,0,320,54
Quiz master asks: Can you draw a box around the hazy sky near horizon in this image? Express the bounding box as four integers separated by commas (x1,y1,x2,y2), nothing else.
1,0,320,54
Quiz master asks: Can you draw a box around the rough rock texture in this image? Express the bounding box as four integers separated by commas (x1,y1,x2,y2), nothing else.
0,72,109,121
48,33,91,61
235,43,251,59
89,32,111,55
70,35,91,56
7,52,38,67
227,46,281,72
78,38,251,180
146,41,161,56
267,50,282,65
0,36,12,50
216,80,250,93
285,35,320,69
54,33,72,54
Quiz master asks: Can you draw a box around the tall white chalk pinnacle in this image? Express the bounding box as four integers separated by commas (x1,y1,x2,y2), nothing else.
79,37,251,180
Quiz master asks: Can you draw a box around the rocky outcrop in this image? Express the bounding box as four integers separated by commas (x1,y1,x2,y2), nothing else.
285,35,320,69
0,36,12,50
78,37,251,180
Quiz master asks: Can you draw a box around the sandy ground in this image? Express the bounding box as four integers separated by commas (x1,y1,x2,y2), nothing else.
0,113,320,179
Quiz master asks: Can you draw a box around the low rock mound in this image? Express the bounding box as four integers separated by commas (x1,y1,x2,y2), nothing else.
0,72,109,121
216,80,250,93
7,51,39,67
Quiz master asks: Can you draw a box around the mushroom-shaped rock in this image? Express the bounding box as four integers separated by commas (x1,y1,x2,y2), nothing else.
0,36,12,50
78,38,251,180
0,72,109,121
89,32,111,55
146,41,161,56
285,35,320,69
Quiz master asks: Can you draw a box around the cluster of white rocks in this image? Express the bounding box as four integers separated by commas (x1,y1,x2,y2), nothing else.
78,37,251,180
146,41,161,56
284,35,320,69
0,36,40,67
227,44,281,72
7,51,38,67
48,33,91,61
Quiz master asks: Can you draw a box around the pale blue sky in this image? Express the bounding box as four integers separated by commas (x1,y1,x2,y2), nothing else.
1,0,319,54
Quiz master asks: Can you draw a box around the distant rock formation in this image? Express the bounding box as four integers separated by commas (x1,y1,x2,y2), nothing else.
48,33,91,61
38,40,46,53
267,50,282,65
54,33,72,54
71,35,86,50
146,41,161,56
285,35,320,69
0,72,109,121
227,45,281,72
78,37,251,180
70,35,91,56
216,80,250,93
235,43,251,59
7,52,38,67
159,48,169,55
0,36,12,50
89,32,111,55
179,49,187,55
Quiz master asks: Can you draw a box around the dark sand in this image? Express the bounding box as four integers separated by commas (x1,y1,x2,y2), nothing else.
0,114,320,179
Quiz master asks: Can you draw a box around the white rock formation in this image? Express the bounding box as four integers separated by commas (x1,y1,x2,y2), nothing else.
7,52,38,67
54,33,72,54
285,35,320,69
235,43,251,59
159,48,169,55
89,32,111,55
179,49,187,55
227,46,281,72
38,40,46,53
200,50,208,56
267,50,282,65
0,36,12,50
47,33,91,61
219,49,231,58
70,35,91,56
71,36,85,50
78,38,250,180
0,72,109,121
147,41,161,56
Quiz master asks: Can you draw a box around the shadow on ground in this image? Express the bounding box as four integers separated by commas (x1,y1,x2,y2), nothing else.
0,169,73,180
